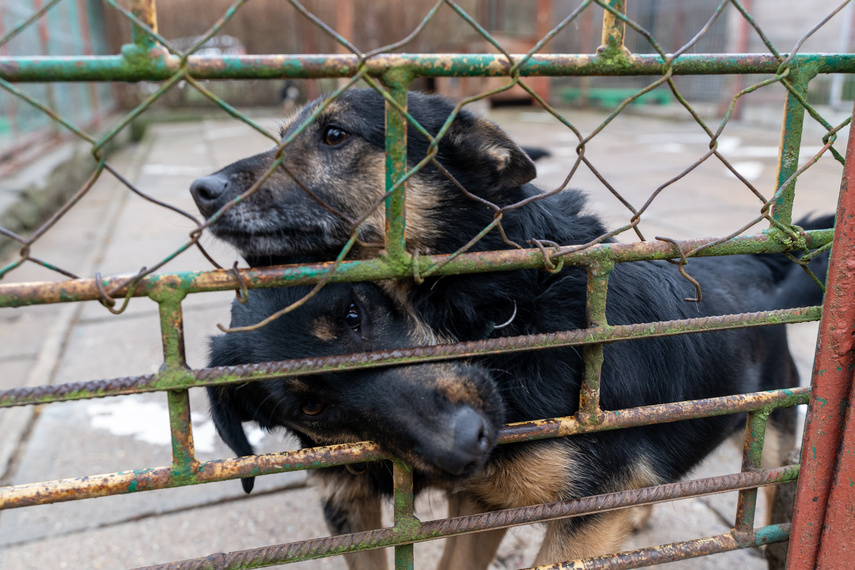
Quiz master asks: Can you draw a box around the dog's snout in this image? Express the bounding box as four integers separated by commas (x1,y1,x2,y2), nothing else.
434,407,491,476
190,174,230,216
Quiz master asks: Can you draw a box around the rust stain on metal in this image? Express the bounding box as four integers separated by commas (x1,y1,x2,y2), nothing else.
1,387,806,510
788,97,855,569
0,308,820,407
0,230,832,308
133,467,797,569
1,442,387,510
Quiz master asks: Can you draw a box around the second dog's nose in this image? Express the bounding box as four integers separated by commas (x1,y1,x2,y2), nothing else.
434,408,490,476
190,173,230,216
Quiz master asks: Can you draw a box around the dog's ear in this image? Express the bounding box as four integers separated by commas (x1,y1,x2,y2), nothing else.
444,116,537,192
208,387,257,494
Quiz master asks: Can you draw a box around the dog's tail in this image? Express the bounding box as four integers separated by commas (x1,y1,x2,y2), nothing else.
208,386,257,494
759,214,834,310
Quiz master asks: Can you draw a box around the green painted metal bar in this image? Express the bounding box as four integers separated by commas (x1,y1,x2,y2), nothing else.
153,292,199,476
383,75,411,265
392,461,417,570
3,53,855,83
0,307,822,408
0,229,833,308
600,0,627,56
166,390,198,478
579,258,613,421
129,0,158,51
734,411,769,534
771,67,815,226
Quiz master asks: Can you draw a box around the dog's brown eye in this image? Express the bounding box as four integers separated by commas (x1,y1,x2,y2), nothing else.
345,303,361,332
302,401,325,416
323,126,350,146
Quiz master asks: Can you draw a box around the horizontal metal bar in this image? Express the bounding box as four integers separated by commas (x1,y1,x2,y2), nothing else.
1,52,855,83
0,229,832,308
133,466,798,569
0,386,808,509
528,524,791,569
499,386,809,444
1,441,389,510
0,307,820,407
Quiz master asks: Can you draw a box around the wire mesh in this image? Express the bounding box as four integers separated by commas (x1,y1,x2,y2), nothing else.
0,1,853,569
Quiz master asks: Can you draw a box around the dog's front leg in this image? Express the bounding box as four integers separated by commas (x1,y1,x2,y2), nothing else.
533,511,634,565
437,492,507,570
315,470,388,570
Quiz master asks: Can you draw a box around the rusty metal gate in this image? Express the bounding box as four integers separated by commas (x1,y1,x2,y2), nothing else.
1,0,854,568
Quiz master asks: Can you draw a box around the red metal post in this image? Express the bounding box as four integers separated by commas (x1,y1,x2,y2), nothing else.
787,99,855,568
815,370,855,565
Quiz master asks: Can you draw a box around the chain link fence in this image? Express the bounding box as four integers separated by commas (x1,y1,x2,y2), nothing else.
1,1,854,568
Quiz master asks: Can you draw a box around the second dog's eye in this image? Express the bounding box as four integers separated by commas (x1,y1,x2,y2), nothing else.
323,126,350,146
301,401,325,416
345,303,361,332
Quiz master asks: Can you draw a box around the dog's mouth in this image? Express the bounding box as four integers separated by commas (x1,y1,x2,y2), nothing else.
208,218,349,258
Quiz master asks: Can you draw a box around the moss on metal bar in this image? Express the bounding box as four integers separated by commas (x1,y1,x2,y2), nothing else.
4,53,855,83
0,308,821,407
0,229,834,308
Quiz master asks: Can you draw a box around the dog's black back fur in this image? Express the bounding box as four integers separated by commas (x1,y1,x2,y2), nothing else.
194,90,832,567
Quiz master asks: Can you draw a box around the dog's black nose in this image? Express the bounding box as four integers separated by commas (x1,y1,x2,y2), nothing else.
435,407,490,476
190,173,230,217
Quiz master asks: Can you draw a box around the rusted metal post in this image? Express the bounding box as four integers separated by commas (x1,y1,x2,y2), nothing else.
787,97,855,568
129,0,157,50
814,368,855,566
383,78,410,266
734,411,768,536
578,259,612,421
599,0,627,56
392,460,417,570
770,68,813,226
154,292,199,478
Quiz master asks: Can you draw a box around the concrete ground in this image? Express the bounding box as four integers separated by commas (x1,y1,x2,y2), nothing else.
0,101,844,569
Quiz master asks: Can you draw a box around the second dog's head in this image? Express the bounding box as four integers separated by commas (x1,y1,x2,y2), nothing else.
207,281,505,492
189,89,537,261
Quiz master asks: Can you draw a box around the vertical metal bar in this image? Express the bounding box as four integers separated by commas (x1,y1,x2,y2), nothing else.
578,259,612,421
392,460,417,570
787,97,855,568
0,12,22,140
335,0,354,90
34,0,59,136
156,295,199,478
75,0,101,118
166,390,197,476
383,77,410,265
600,0,627,54
814,372,855,568
129,0,157,49
829,1,854,109
734,411,768,535
771,69,812,227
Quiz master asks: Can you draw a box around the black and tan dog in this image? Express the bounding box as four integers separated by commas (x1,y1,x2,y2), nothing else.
191,90,829,568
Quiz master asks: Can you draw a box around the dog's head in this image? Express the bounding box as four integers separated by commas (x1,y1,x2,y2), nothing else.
190,89,536,261
207,281,505,492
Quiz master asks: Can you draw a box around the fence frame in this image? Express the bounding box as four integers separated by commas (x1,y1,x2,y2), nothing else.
1,1,854,569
